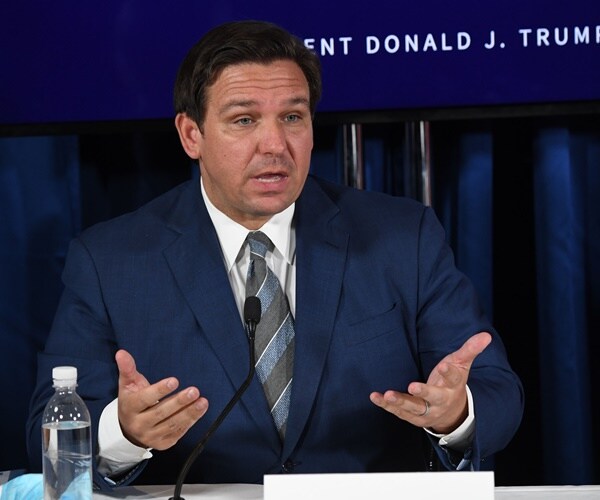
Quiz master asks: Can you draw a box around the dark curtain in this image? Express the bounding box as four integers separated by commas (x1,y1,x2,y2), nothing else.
427,117,600,485
0,115,598,486
532,125,599,484
0,136,80,471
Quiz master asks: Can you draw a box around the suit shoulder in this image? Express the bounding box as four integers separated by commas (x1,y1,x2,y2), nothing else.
308,175,427,221
77,180,197,248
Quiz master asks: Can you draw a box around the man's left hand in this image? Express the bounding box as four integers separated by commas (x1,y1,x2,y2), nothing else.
369,331,491,434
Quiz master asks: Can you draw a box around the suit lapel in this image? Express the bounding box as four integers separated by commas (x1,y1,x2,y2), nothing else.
161,181,281,452
283,177,349,457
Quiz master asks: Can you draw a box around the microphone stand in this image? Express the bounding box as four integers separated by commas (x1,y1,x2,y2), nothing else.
169,297,260,500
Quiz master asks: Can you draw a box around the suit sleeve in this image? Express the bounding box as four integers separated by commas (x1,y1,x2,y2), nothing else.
415,207,524,470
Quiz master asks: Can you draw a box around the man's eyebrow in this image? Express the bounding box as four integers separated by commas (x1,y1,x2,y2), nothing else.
287,97,310,108
218,96,310,114
218,99,258,114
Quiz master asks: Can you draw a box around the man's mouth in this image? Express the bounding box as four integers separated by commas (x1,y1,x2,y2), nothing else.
255,173,286,182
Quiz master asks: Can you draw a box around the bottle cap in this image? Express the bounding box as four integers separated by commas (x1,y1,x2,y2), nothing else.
52,366,78,386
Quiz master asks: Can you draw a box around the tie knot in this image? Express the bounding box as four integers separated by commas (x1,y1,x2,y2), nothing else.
247,231,274,259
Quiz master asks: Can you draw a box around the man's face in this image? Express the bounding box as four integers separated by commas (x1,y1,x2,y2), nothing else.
194,60,313,229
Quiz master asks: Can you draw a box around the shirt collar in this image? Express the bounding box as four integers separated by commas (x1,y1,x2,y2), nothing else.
200,177,295,273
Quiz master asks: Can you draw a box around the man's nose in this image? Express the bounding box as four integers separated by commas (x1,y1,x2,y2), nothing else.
257,120,286,155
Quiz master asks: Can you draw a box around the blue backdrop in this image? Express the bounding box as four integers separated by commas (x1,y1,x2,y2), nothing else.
1,1,598,125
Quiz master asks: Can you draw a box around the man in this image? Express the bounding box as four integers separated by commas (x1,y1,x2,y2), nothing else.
27,20,523,490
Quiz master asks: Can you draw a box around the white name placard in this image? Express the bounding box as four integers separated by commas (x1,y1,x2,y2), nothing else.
264,471,494,500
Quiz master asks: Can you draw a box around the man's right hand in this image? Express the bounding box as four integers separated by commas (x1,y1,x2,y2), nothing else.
115,349,209,450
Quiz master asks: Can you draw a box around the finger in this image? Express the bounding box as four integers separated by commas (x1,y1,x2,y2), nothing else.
129,377,182,414
116,349,148,391
445,331,492,368
147,386,202,424
142,394,209,451
120,386,206,448
370,390,430,419
407,382,445,407
116,350,181,412
435,362,464,389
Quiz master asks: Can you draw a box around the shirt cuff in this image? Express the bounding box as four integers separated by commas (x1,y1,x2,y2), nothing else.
424,385,475,451
97,398,153,477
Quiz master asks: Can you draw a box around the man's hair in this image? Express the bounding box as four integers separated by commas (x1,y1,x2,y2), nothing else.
174,20,322,128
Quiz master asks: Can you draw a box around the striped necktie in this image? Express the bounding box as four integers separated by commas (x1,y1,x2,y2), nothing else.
245,231,295,439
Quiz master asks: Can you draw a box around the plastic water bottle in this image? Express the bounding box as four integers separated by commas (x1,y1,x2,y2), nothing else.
42,366,92,499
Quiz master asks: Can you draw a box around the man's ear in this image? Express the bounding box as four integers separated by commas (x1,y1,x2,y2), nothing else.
174,113,202,160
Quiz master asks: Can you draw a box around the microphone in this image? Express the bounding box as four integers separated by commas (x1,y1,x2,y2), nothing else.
170,296,261,500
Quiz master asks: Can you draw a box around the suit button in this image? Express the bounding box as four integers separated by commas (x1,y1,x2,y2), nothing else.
282,460,295,473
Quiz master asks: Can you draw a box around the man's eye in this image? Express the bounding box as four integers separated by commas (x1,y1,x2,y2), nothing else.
285,114,300,123
236,117,253,125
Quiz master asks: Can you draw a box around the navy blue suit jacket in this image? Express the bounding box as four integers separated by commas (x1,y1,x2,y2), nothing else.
27,176,523,487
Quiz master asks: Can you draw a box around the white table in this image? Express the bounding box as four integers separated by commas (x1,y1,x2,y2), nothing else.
94,483,262,499
495,485,600,499
93,483,600,499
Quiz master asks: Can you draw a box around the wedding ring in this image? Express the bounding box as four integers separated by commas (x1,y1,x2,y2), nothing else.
418,399,430,417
